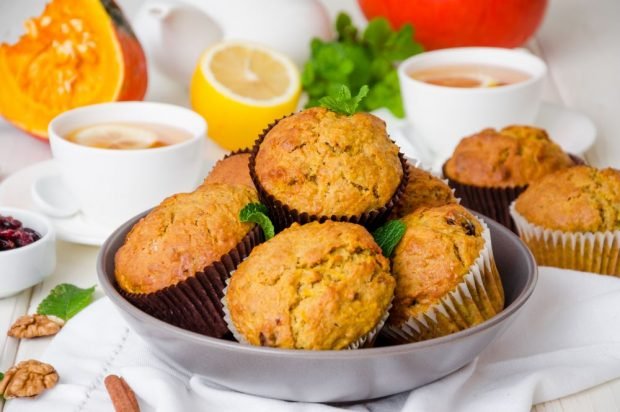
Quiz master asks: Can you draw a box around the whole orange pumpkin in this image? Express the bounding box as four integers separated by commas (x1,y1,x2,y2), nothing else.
0,0,147,139
357,0,548,50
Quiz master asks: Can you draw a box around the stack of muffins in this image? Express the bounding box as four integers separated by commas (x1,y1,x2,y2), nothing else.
114,105,508,350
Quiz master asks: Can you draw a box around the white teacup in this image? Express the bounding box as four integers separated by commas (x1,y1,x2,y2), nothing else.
35,102,206,229
398,47,547,162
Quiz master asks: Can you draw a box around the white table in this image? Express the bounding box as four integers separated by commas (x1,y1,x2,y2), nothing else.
1,0,620,410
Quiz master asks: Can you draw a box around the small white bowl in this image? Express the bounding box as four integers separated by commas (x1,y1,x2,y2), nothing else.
0,207,56,298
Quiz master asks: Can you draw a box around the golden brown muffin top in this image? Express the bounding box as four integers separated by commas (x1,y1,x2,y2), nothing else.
201,153,255,189
226,221,395,350
515,165,620,232
389,204,485,326
115,183,257,294
254,107,403,216
444,125,574,187
390,162,457,219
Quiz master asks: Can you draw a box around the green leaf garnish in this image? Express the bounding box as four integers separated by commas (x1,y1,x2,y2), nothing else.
239,203,275,240
37,284,96,321
0,372,4,381
318,85,369,116
303,12,423,117
372,220,406,257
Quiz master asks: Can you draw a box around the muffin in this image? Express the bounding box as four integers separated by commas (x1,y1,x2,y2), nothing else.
115,183,262,337
443,125,575,232
201,151,254,189
250,107,408,231
224,221,395,350
390,160,457,219
511,165,620,275
383,204,504,343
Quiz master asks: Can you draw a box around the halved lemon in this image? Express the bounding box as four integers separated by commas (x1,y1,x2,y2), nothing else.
190,41,301,151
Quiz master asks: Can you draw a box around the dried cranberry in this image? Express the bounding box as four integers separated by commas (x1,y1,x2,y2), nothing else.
0,238,15,251
0,215,22,230
0,214,41,250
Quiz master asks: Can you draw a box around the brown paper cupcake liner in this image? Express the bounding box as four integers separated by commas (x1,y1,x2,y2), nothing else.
248,116,410,232
510,203,620,275
118,224,264,338
442,155,585,234
222,277,392,349
381,218,505,343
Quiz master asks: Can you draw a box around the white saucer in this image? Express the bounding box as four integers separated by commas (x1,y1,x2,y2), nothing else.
375,101,597,171
0,160,112,245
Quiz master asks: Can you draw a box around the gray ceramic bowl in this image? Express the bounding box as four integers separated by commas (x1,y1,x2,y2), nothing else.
97,212,537,403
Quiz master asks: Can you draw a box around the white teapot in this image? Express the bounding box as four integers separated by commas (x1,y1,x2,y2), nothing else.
133,0,333,83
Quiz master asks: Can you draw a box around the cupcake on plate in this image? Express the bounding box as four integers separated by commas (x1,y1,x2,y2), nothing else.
200,150,254,189
383,204,504,343
511,165,620,275
115,183,262,337
249,106,408,231
443,125,575,232
224,220,394,350
390,159,457,219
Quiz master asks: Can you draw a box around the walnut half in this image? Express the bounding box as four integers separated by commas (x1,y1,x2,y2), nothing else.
8,314,64,339
0,360,58,399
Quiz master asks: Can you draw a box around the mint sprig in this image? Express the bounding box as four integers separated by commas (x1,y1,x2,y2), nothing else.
239,203,275,240
37,284,96,321
302,12,423,117
372,220,406,257
319,85,369,116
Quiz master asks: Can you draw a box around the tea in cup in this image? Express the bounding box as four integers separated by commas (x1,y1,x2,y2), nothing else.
36,102,206,229
398,47,547,161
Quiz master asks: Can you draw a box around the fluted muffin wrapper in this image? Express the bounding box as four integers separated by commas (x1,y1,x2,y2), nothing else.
119,225,264,338
510,202,620,275
222,277,392,350
248,116,410,232
442,155,584,234
381,218,505,343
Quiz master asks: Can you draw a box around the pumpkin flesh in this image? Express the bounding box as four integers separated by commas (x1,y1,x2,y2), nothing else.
0,0,147,138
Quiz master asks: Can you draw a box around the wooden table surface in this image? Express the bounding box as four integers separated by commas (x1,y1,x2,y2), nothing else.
0,0,619,410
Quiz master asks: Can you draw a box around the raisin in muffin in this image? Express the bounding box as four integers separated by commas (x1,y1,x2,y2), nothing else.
225,220,394,350
250,107,406,230
511,165,620,275
383,204,504,343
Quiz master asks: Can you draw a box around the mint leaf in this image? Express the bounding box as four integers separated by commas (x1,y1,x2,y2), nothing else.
239,203,275,240
37,284,96,321
302,13,423,118
319,85,369,115
372,220,406,257
0,372,4,381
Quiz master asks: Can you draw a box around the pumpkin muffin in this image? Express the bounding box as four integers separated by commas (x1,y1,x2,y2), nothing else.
383,204,504,343
390,161,456,219
250,107,407,230
115,183,262,337
225,220,395,350
201,152,254,189
511,165,620,275
443,125,575,232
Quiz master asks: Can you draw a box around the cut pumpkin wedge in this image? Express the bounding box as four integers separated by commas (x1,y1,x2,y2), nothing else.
0,0,147,139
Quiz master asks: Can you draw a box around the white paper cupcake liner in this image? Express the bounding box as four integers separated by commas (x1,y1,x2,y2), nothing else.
222,277,392,350
510,202,620,275
382,218,504,343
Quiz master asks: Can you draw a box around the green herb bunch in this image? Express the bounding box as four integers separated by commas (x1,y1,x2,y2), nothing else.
302,13,423,118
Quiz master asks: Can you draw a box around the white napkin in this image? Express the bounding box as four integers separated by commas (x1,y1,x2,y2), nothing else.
7,267,620,412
